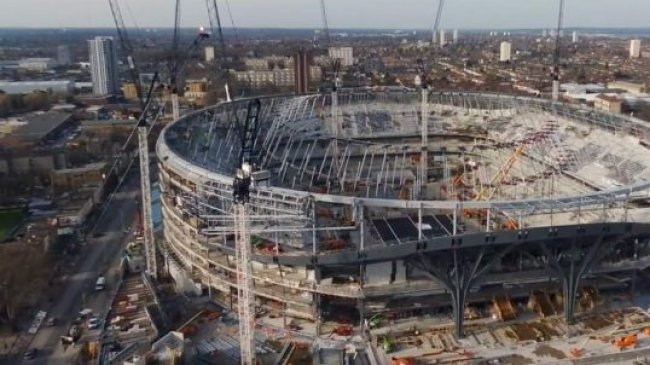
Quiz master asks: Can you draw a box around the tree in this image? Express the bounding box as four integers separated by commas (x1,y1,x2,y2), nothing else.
0,242,53,331
0,94,10,117
23,92,50,111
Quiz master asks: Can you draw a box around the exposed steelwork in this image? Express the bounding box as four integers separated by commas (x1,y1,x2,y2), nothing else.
156,90,650,341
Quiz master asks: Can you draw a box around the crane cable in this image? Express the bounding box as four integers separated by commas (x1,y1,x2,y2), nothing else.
224,0,239,42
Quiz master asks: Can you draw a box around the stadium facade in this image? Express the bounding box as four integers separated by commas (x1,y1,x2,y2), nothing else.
157,90,650,338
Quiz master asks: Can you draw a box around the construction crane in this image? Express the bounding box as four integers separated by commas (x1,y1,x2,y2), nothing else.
167,0,212,118
206,0,232,102
318,0,344,185
232,99,263,365
108,0,142,104
138,73,161,279
551,0,565,101
432,0,445,48
170,0,183,120
414,0,445,198
107,0,160,278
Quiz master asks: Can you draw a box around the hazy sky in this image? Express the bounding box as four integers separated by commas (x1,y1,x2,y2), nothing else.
0,0,649,29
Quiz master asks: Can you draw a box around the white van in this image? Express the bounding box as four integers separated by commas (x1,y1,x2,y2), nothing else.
95,276,106,291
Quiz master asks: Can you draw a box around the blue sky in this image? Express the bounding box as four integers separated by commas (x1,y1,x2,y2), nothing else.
0,0,649,29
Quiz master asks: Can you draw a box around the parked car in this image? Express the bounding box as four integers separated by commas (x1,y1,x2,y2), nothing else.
88,317,101,330
23,348,38,360
46,317,56,327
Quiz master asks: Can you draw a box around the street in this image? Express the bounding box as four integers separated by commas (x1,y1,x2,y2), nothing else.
19,177,140,365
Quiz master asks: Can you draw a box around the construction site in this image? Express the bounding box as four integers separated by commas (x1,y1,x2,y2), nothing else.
155,90,650,364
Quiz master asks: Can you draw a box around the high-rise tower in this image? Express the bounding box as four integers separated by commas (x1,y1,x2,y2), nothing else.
88,36,120,96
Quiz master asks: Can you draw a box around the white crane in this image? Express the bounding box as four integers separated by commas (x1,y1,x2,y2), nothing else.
232,99,262,365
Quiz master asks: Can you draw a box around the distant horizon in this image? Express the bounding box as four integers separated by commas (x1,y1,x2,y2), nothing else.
2,26,650,32
2,0,650,30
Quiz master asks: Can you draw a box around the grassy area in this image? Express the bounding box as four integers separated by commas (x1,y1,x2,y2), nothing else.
0,209,26,242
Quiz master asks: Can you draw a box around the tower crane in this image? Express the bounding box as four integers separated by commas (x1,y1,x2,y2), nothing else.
414,0,445,198
551,0,565,101
108,0,207,279
206,0,232,102
108,0,160,278
170,0,182,120
318,0,343,184
108,0,142,104
232,99,263,365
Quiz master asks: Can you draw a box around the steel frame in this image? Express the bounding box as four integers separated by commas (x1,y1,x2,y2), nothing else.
156,90,650,339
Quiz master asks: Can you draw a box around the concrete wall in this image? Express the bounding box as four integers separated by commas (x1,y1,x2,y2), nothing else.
0,152,66,175
365,262,393,286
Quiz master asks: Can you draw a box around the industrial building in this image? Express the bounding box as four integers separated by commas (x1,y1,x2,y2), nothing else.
0,80,74,95
18,58,57,71
157,90,650,341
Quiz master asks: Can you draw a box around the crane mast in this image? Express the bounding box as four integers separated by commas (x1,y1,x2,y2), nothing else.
108,0,158,278
416,0,445,198
318,0,343,185
552,0,564,101
232,99,262,365
108,0,142,104
206,0,232,101
206,0,226,63
171,0,182,120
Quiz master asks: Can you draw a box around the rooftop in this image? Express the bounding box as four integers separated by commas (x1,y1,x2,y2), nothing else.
14,111,73,142
0,80,73,87
52,162,107,175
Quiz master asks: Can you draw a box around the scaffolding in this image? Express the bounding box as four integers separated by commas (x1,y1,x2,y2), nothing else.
139,124,157,279
155,90,650,342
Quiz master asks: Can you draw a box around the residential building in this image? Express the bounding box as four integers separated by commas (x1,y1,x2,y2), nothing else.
608,80,647,94
453,29,459,44
244,56,293,71
594,94,622,114
439,29,446,47
57,45,72,65
500,41,512,62
122,82,139,101
233,69,295,88
572,31,578,43
630,39,642,59
0,80,74,95
88,36,120,96
51,162,107,196
328,47,354,67
55,185,102,228
184,79,208,102
18,58,56,71
205,46,215,62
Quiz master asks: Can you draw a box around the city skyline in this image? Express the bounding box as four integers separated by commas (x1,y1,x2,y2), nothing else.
1,0,650,30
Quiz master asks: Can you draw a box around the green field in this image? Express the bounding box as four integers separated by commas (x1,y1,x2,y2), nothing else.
0,209,26,242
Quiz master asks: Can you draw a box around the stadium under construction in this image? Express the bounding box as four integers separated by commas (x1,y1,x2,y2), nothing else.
157,90,650,341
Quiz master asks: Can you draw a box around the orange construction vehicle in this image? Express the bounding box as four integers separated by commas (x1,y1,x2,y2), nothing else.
613,334,637,350
391,357,415,365
324,239,346,251
332,324,353,337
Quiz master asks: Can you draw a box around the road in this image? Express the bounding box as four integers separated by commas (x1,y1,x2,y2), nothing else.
20,177,140,365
